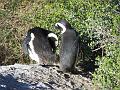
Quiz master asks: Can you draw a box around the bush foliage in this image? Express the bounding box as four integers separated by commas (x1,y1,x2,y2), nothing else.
0,0,120,89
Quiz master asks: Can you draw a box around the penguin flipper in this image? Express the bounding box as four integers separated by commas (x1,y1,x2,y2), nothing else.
70,36,80,51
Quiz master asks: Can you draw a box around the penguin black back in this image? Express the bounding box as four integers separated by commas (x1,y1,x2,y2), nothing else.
55,20,79,72
22,27,58,65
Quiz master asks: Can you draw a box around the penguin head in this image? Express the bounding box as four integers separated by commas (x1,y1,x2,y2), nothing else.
55,20,72,34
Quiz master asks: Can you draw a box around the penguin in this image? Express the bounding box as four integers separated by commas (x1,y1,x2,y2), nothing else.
22,27,58,65
55,20,79,72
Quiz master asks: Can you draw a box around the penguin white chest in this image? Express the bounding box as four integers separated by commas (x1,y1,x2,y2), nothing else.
28,33,40,63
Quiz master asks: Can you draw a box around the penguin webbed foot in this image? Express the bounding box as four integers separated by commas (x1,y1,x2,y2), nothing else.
40,64,59,68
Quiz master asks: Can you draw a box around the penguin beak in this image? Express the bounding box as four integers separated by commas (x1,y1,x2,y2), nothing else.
55,23,61,30
55,23,66,34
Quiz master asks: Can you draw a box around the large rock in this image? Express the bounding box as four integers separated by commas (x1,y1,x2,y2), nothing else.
0,64,93,90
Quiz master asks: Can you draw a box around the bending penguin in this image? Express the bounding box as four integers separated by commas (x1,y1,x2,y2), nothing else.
55,20,79,73
22,27,58,65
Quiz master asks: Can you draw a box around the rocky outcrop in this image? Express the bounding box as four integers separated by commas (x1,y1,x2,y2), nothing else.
0,64,93,90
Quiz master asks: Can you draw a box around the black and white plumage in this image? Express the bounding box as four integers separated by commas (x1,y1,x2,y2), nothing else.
55,20,79,72
22,27,58,65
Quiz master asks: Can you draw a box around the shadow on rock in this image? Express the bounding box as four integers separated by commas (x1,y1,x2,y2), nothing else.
0,74,53,90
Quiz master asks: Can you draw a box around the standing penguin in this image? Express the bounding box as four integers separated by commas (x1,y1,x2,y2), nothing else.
22,27,58,65
55,20,79,72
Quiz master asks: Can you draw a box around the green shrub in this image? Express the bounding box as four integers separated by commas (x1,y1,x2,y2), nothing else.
93,43,120,89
